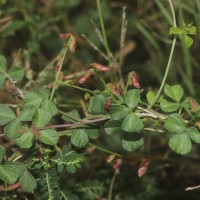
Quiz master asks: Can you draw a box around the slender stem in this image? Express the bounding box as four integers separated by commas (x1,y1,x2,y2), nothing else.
38,117,108,130
108,171,118,200
148,0,177,109
88,143,122,158
96,0,113,81
50,36,72,101
60,81,94,94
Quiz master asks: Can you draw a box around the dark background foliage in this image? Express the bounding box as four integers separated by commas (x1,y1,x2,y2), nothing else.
0,0,200,199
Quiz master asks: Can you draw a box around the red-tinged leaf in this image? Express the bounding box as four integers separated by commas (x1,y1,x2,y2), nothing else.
132,72,140,89
69,37,76,53
90,63,110,72
105,98,112,111
7,182,20,191
113,158,123,171
79,70,93,84
55,59,61,73
138,166,147,178
59,33,71,39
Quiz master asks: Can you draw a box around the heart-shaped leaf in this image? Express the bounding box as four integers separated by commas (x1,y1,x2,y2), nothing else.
164,114,186,133
160,99,180,112
169,133,191,155
124,89,140,108
122,113,144,133
110,105,129,120
164,84,183,102
122,138,144,151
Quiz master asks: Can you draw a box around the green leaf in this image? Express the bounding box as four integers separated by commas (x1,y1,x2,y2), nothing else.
184,34,193,48
62,109,80,123
124,89,140,108
164,84,184,102
71,129,89,148
24,92,44,107
185,25,197,35
4,119,22,139
121,113,144,133
146,91,163,105
19,170,37,192
2,20,25,36
160,99,180,112
7,67,24,82
33,108,51,127
122,138,144,151
104,120,122,135
0,106,16,125
188,128,200,143
85,128,99,139
35,88,50,99
169,27,184,35
110,104,129,120
0,164,19,184
41,100,57,117
0,145,5,163
169,133,191,155
0,55,7,72
0,72,6,88
39,129,59,146
15,130,34,148
18,106,36,121
164,114,186,133
87,94,106,114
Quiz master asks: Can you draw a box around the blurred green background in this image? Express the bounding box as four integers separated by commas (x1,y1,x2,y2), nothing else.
1,0,200,199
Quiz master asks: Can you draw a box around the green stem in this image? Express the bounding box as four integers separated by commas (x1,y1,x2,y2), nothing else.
50,36,73,101
89,143,122,158
148,0,177,109
60,81,94,94
96,0,113,81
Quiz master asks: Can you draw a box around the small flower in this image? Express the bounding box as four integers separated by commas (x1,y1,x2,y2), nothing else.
69,36,76,53
113,158,123,171
132,72,140,88
59,33,71,39
138,159,150,178
90,63,110,72
79,70,93,84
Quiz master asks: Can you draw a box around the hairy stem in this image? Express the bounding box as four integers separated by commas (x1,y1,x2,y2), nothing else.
148,0,177,109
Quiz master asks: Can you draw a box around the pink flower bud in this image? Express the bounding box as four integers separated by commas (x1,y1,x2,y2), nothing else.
59,33,71,39
132,72,140,88
90,63,109,71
